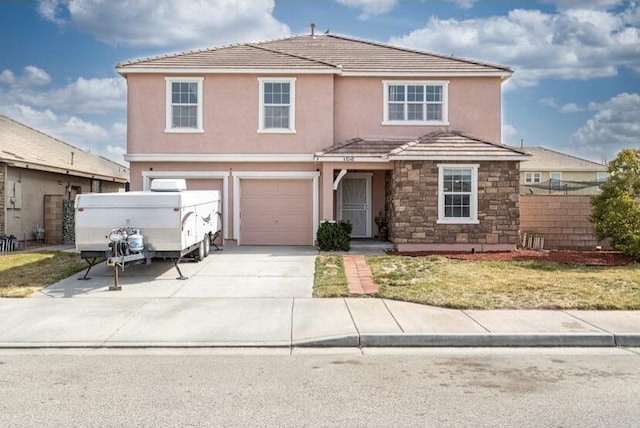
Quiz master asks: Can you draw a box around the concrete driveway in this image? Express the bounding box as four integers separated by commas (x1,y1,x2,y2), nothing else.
36,246,318,299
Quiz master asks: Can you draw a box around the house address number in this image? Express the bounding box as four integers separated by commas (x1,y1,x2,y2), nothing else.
343,156,355,162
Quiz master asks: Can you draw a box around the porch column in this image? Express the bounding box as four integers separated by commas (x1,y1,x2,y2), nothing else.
321,162,335,221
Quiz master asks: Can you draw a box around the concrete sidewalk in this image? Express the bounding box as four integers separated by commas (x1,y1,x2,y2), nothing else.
0,296,638,348
1,243,638,349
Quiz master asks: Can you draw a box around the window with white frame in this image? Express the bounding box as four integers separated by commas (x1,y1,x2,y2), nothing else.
438,164,479,224
165,77,203,132
383,81,448,125
524,172,542,184
596,172,608,182
258,78,296,133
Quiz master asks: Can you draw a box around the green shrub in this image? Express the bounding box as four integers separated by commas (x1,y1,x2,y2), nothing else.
316,220,352,251
590,149,640,259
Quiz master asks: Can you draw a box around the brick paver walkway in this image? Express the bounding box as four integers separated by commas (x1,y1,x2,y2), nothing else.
342,254,378,295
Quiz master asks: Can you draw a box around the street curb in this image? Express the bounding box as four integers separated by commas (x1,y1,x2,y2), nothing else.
615,334,640,347
359,333,616,347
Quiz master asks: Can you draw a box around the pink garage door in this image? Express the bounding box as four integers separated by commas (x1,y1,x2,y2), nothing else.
240,179,313,245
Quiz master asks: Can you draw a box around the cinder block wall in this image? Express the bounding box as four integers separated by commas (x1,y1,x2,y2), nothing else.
519,195,609,249
44,194,63,245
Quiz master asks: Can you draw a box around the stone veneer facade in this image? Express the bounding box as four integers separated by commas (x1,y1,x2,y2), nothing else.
389,160,520,251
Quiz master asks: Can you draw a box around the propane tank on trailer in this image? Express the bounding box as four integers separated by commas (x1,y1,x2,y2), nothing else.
128,231,144,253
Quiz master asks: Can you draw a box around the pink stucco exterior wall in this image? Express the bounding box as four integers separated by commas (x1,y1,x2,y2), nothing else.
333,76,502,144
127,73,334,155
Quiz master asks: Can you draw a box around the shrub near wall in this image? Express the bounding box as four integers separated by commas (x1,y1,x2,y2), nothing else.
519,195,608,250
317,220,352,251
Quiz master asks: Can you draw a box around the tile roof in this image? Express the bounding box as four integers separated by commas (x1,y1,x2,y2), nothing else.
0,115,129,182
117,34,512,76
519,146,607,171
316,131,529,161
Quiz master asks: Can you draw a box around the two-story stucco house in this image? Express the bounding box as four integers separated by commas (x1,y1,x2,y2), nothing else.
117,30,528,251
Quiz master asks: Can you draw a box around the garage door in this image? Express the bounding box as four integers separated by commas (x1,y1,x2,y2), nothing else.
240,179,313,245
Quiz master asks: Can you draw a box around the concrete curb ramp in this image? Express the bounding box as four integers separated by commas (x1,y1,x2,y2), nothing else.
0,297,639,348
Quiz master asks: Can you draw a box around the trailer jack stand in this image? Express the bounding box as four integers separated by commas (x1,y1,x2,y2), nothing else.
172,259,188,280
109,264,122,291
78,257,99,280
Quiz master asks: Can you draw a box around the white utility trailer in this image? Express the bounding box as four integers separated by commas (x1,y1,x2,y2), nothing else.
75,179,221,288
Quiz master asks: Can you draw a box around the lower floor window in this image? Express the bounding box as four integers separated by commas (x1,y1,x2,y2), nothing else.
438,164,479,224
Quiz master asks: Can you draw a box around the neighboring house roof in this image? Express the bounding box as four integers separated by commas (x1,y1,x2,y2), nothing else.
117,34,512,78
316,131,530,162
0,115,129,182
519,146,607,172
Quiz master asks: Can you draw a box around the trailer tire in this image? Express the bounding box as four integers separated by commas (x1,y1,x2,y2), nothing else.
195,239,205,262
203,234,210,258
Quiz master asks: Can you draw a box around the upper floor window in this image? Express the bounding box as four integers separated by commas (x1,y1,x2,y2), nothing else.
383,81,449,125
524,172,541,184
438,164,479,224
258,77,296,133
165,77,203,133
596,172,608,182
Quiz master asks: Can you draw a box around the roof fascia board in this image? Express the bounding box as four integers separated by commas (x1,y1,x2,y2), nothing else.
340,71,512,78
124,153,315,162
117,67,339,75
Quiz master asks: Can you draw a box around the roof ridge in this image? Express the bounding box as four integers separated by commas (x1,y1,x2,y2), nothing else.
247,43,339,69
316,137,364,155
324,34,513,73
389,138,420,155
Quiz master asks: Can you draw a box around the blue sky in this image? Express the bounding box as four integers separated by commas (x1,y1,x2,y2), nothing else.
1,0,638,165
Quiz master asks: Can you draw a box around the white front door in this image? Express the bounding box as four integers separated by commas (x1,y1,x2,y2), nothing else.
338,173,372,238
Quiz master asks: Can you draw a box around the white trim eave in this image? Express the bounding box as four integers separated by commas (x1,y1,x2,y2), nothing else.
124,153,315,162
117,67,511,79
341,71,513,78
313,155,392,163
388,155,531,161
117,67,339,75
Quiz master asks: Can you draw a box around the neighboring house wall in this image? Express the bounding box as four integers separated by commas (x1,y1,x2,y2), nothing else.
390,160,520,251
333,76,502,144
519,195,609,249
521,171,605,195
0,163,5,235
4,166,123,243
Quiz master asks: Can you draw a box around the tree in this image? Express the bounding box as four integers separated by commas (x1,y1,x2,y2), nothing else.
590,149,640,258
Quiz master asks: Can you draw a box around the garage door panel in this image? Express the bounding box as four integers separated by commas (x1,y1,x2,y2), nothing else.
240,179,313,246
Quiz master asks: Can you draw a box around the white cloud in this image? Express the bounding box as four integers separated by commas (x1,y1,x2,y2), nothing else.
0,74,126,115
571,92,640,160
0,70,16,85
23,66,51,86
38,0,291,49
539,97,558,108
501,123,518,145
0,66,51,88
559,102,584,113
388,3,640,88
335,0,398,19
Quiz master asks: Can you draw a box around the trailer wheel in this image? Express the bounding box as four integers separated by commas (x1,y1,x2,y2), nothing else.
203,234,211,258
196,239,205,262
